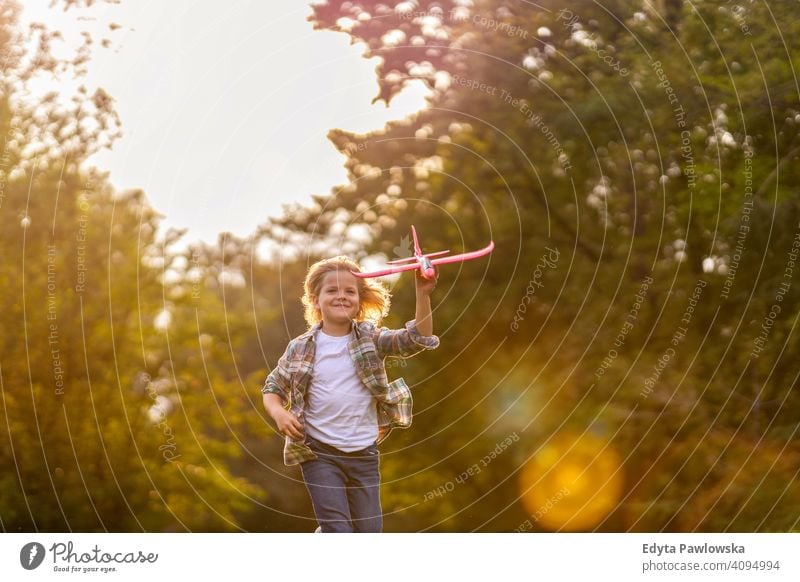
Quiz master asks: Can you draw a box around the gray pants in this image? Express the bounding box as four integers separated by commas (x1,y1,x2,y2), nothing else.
300,436,382,533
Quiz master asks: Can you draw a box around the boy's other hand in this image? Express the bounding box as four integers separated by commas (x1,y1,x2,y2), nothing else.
272,408,305,440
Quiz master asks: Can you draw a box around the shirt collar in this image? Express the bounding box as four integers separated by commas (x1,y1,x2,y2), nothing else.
298,320,361,342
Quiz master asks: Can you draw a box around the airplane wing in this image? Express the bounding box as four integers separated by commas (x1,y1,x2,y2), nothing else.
353,241,494,279
352,262,422,278
430,241,495,266
386,250,450,265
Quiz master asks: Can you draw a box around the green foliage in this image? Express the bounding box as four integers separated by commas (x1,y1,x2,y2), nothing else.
288,0,800,531
0,0,263,531
2,0,799,533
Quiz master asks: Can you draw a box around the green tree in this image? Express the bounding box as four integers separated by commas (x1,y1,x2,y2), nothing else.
273,0,800,531
0,0,261,531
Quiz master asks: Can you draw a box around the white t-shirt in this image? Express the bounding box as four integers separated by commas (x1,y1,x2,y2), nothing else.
304,330,379,451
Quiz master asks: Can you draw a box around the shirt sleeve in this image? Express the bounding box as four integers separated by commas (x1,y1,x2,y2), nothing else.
374,319,440,359
261,342,294,407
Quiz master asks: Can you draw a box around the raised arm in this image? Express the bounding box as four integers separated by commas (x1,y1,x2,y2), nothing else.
414,268,436,337
369,270,439,358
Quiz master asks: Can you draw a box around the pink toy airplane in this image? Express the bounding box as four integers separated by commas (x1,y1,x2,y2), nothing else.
353,225,494,279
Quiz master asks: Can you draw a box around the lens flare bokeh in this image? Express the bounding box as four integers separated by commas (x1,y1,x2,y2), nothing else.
519,433,624,531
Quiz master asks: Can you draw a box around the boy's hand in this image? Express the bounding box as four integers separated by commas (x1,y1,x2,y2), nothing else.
415,268,438,296
271,407,305,440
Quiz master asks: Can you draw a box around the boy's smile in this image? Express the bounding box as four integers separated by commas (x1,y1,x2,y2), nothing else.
314,270,360,333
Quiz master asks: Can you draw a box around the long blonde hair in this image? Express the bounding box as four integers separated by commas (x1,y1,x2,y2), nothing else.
302,256,391,327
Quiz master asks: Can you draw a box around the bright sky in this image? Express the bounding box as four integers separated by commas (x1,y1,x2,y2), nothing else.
21,0,429,244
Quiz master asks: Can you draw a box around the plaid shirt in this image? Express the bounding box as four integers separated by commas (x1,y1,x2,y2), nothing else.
262,319,440,466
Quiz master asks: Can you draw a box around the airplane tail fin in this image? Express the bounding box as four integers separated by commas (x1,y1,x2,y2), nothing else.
386,256,418,265
411,225,422,257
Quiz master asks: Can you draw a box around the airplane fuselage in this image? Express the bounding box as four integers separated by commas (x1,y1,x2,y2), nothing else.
418,256,435,279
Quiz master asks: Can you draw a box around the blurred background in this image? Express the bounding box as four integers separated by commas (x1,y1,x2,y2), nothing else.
1,0,798,532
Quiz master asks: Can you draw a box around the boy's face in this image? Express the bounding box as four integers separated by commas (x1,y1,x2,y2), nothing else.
314,270,360,326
